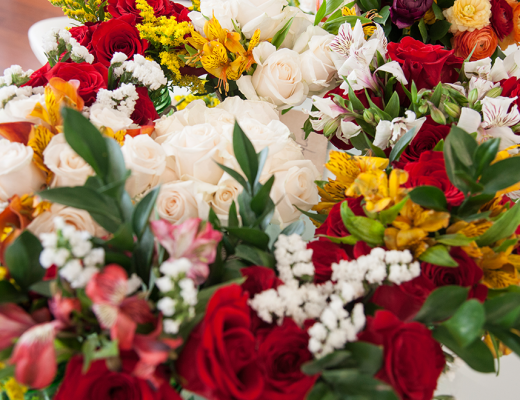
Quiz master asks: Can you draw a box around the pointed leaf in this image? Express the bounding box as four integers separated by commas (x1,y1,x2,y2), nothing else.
132,186,160,239
419,245,458,267
408,186,448,211
414,286,469,323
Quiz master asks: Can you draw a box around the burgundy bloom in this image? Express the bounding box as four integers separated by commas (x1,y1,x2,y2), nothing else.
391,0,433,29
490,0,514,40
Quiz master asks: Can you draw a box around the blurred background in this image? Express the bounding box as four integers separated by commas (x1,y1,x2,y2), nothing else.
0,0,62,71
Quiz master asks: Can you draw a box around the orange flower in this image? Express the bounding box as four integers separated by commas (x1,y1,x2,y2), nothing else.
453,26,498,60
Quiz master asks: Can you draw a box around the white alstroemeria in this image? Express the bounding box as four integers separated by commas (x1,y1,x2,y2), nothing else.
340,61,407,94
481,96,520,129
308,96,349,131
457,107,481,133
375,61,408,85
480,126,520,150
338,120,361,144
503,49,520,79
329,20,366,58
464,58,508,82
373,111,426,150
469,77,499,100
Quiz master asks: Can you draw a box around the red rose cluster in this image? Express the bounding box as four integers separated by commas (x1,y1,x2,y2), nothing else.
177,271,319,400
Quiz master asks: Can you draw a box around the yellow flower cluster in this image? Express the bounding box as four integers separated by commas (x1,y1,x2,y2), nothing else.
48,0,103,23
174,93,220,110
190,0,201,11
1,377,27,400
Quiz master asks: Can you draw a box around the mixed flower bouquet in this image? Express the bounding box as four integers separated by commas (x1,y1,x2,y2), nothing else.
1,0,520,399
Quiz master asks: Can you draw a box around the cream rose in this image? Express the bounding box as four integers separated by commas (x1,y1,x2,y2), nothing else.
43,133,94,188
235,0,288,39
215,97,279,126
89,104,134,133
189,0,239,32
162,123,224,185
153,100,208,144
279,7,314,49
211,177,242,217
0,93,45,124
0,139,45,201
270,160,320,225
237,42,308,108
122,135,167,197
28,204,107,238
155,180,210,224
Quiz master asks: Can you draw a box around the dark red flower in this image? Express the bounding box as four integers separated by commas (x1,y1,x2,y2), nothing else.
404,150,464,207
421,246,488,302
372,275,436,321
390,0,433,29
501,76,520,109
54,353,181,400
69,22,100,52
256,318,318,400
176,284,264,400
91,15,149,67
43,62,108,106
388,37,463,91
241,266,283,299
23,63,51,88
358,310,445,400
108,0,190,23
316,197,364,239
400,121,450,164
131,87,159,126
307,240,349,283
490,0,514,40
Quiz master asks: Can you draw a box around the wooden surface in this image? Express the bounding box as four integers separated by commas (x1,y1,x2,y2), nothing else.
0,0,64,72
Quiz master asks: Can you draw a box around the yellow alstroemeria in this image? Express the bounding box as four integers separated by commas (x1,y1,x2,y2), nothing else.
27,125,55,183
242,29,261,72
385,199,451,257
478,243,520,289
100,127,126,146
446,219,492,258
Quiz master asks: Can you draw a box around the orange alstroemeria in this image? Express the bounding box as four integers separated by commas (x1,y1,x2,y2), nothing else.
0,121,34,145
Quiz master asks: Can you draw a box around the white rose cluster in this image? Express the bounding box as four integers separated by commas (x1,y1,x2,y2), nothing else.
250,236,421,358
111,53,167,91
155,258,199,335
141,97,319,225
38,217,106,288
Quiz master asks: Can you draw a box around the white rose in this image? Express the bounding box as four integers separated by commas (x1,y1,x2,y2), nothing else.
269,160,320,225
300,34,337,94
89,104,134,132
235,0,288,39
292,25,329,53
279,7,314,49
211,177,242,217
189,0,239,32
153,100,207,144
162,123,224,185
0,139,45,201
155,180,210,224
43,133,94,188
28,204,107,238
122,135,167,197
237,43,308,108
215,97,279,125
0,94,45,124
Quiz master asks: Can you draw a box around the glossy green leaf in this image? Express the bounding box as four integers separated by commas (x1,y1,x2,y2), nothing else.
232,121,258,188
389,127,416,162
132,227,155,282
432,2,445,19
341,202,384,246
430,83,443,108
322,16,371,34
216,162,248,191
105,223,135,252
271,17,294,48
5,231,45,290
132,186,160,239
436,233,474,246
306,382,337,400
302,350,352,375
314,0,327,25
251,176,275,215
408,186,448,211
104,137,129,194
384,91,400,119
432,325,495,373
442,299,485,347
348,82,365,111
418,245,458,267
62,108,109,180
344,341,383,375
473,138,500,179
414,286,469,323
484,293,520,327
0,281,27,304
481,157,520,194
489,328,520,358
316,234,359,245
228,200,239,228
429,20,451,42
476,202,520,247
379,196,408,225
281,220,305,236
234,244,275,268
295,206,328,224
358,0,380,11
373,5,390,24
418,18,428,42
227,227,270,250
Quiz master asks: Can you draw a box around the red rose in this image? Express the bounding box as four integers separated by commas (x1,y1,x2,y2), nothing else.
91,15,149,67
256,318,318,400
69,22,100,52
241,266,283,298
43,62,108,106
177,284,264,400
131,87,160,126
490,0,514,40
54,353,181,400
388,37,463,91
372,275,436,321
307,240,349,283
358,310,445,400
108,0,190,23
404,150,464,207
400,121,450,164
316,197,364,239
23,63,51,87
421,246,488,302
501,77,520,109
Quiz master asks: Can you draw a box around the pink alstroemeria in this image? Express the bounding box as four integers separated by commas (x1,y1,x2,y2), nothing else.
49,293,81,326
10,321,62,389
150,218,223,285
86,264,154,350
0,304,35,350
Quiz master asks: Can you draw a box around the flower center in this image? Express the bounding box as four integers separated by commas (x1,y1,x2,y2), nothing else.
462,5,475,16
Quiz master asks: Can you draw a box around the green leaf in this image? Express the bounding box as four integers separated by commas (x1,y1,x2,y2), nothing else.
419,245,458,267
0,281,28,304
379,196,408,225
341,202,385,246
347,82,365,111
418,18,428,42
476,202,520,247
232,121,258,188
105,223,134,252
234,244,275,268
322,16,371,34
484,293,520,327
306,382,337,400
414,286,470,323
408,186,448,211
301,350,352,375
295,206,328,224
132,227,155,282
132,186,160,240
251,176,275,215
429,20,451,42
325,0,345,15
104,137,129,195
0,365,15,380
314,0,327,25
445,125,477,168
473,138,500,179
432,325,495,373
442,299,485,347
489,328,520,358
228,200,239,228
29,280,54,297
281,220,305,236
281,106,294,115
227,227,270,250
430,83,443,108
433,139,444,151
358,0,380,12
432,2,445,19
481,157,520,194
216,163,249,192
317,234,359,245
344,341,383,375
62,108,109,180
5,231,45,290
389,127,417,162
373,5,390,24
436,233,474,246
383,91,400,119
272,17,294,48
444,126,477,193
